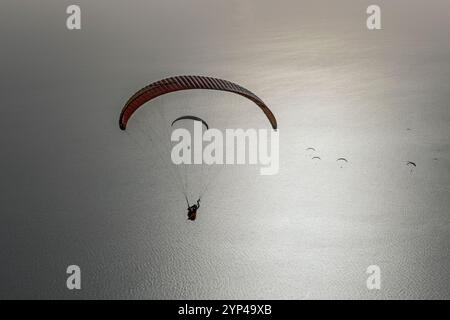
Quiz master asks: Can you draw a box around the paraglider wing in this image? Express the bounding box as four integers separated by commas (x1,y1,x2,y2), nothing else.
311,156,321,160
171,116,209,130
119,75,277,130
306,147,316,151
336,158,348,162
406,161,416,167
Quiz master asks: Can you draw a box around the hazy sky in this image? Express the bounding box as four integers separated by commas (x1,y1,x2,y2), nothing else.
1,0,449,299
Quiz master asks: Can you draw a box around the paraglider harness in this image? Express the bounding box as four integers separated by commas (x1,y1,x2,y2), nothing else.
187,199,201,221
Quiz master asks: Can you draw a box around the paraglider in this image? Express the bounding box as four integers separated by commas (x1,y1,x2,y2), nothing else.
305,147,317,158
406,161,416,174
171,116,208,218
171,116,209,130
311,156,321,160
406,161,416,167
119,75,277,131
119,75,278,221
336,158,348,168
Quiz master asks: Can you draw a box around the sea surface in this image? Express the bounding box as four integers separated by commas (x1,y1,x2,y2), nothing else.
1,0,449,299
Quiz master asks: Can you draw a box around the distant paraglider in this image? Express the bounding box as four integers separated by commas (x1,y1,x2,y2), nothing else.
406,161,416,174
406,161,416,167
336,158,348,168
171,116,209,130
306,147,317,158
311,156,321,160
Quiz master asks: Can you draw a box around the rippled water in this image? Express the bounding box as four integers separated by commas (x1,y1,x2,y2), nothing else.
1,0,449,299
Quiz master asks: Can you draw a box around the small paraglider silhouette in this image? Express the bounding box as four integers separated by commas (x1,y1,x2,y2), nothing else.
406,161,416,174
311,156,321,160
171,115,209,130
336,158,348,168
306,147,316,158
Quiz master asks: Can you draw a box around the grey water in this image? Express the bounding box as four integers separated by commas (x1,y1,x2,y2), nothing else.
1,0,449,299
